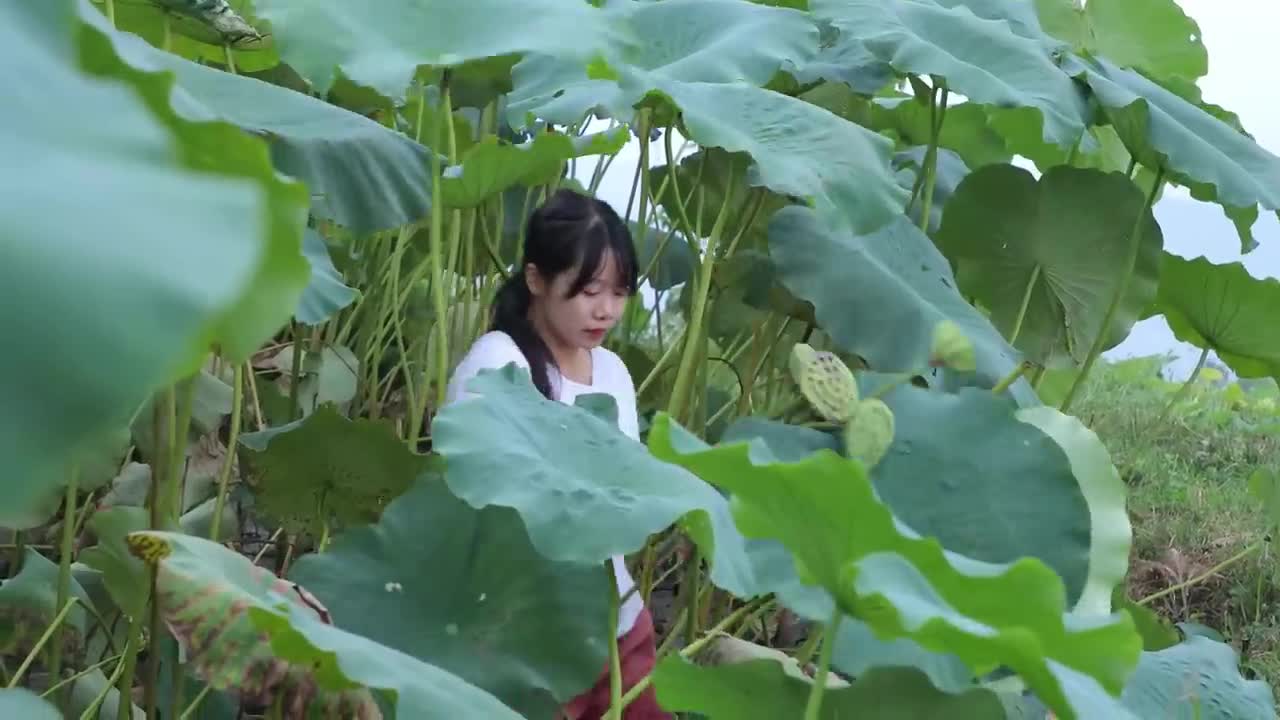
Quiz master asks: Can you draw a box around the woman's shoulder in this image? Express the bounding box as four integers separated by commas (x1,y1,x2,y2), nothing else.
464,330,527,365
445,331,530,405
592,345,636,390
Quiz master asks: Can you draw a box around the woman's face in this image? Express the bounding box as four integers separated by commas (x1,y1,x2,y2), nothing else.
527,252,629,351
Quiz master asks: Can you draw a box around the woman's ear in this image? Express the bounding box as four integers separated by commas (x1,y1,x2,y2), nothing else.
524,263,545,298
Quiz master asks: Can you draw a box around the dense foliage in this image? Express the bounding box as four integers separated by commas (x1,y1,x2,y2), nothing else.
4,0,1280,717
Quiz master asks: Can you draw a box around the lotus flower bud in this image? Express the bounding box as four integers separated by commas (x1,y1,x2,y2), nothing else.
789,343,859,423
843,398,895,469
930,320,976,372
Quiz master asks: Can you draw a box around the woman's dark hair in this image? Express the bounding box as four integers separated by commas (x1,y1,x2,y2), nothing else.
491,188,639,399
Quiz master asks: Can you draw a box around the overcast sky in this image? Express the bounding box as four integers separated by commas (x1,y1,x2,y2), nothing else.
578,2,1279,379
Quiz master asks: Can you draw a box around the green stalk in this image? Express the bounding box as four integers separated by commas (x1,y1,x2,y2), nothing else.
992,362,1031,396
179,685,214,720
145,380,187,718
666,183,736,422
40,652,122,698
211,363,244,541
113,617,143,720
606,563,623,720
803,607,843,720
605,599,766,716
680,545,702,645
1060,167,1165,412
917,86,949,233
414,71,458,442
47,465,80,699
1157,346,1211,423
1009,265,1041,345
7,598,78,688
105,0,115,25
288,323,304,421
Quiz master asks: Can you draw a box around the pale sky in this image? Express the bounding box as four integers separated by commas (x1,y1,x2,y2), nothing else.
576,2,1279,379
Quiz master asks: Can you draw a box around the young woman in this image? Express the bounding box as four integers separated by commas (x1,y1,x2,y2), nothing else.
443,188,670,720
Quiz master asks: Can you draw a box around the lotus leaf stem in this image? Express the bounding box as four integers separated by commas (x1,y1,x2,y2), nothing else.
40,652,123,699
113,605,143,720
1009,264,1041,345
1060,167,1165,412
607,567,624,720
179,684,214,720
803,607,842,720
606,598,768,716
1157,346,1211,423
211,362,244,542
47,464,79,701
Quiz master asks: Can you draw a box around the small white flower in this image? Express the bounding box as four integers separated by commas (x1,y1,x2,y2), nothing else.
385,581,403,593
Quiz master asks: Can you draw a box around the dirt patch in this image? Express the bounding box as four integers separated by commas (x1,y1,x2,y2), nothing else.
1127,545,1235,628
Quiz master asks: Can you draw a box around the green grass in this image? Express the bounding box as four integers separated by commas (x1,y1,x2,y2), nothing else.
1073,355,1280,688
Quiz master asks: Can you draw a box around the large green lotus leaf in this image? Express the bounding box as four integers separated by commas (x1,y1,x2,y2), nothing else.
289,477,612,719
1014,406,1131,617
649,80,907,236
250,602,524,719
1147,254,1280,381
297,229,358,325
867,385,1091,609
647,413,1142,720
784,19,893,95
1035,0,1207,82
812,0,1089,148
0,689,61,719
432,365,778,601
653,657,1005,719
768,205,1037,405
89,0,278,73
253,0,616,101
506,0,817,126
935,165,1163,366
442,127,627,208
0,549,92,663
1069,55,1280,249
239,403,425,536
95,22,437,234
127,530,522,718
1,0,307,529
729,388,1130,619
1120,636,1276,718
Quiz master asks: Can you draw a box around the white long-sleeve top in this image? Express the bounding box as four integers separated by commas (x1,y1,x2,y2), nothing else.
443,330,645,637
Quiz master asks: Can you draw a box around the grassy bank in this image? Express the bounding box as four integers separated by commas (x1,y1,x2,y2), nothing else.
1074,356,1280,688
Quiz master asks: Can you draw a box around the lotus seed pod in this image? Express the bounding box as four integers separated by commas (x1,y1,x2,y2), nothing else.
929,320,976,372
788,343,859,422
843,398,895,469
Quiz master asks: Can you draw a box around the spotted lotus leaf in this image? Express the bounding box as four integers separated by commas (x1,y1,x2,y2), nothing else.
125,531,381,719
789,343,860,422
929,320,976,372
843,398,895,469
0,549,90,665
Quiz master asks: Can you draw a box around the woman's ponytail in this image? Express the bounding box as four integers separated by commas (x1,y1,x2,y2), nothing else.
491,271,557,400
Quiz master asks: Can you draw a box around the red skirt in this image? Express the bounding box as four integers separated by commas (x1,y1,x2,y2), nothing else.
562,608,672,720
